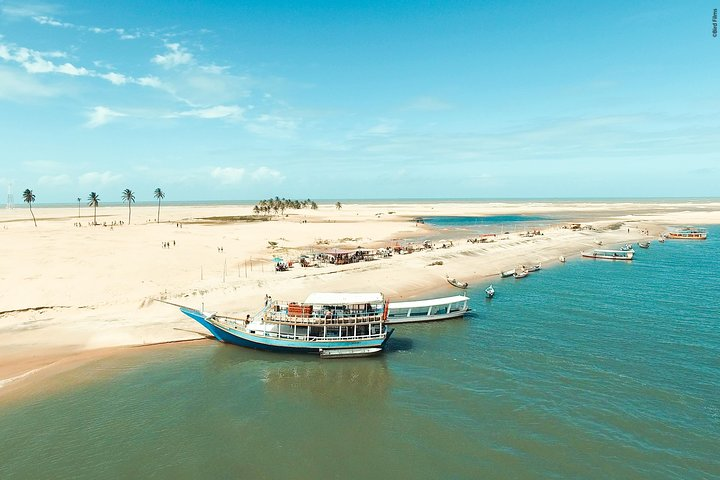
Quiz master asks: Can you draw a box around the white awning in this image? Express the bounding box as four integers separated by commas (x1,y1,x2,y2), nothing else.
303,292,385,305
388,295,468,309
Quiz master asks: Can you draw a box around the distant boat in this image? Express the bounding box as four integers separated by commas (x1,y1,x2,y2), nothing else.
386,295,470,324
581,249,634,260
559,255,566,263
666,227,707,240
500,269,515,278
621,244,633,251
513,268,529,279
485,285,495,298
658,236,665,243
447,276,469,289
526,264,542,272
638,241,650,249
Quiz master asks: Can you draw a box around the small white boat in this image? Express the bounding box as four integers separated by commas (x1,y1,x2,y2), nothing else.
621,244,633,251
658,236,665,243
386,295,470,324
500,269,515,278
447,276,469,289
485,285,495,299
513,269,528,279
526,264,541,272
638,241,650,249
581,249,634,260
559,255,566,263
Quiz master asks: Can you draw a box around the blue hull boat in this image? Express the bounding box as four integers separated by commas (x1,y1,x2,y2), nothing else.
180,292,393,357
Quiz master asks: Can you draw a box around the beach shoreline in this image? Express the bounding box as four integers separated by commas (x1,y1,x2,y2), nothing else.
2,200,719,398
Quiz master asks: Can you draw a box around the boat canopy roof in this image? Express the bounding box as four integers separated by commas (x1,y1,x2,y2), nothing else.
303,292,384,305
389,295,468,309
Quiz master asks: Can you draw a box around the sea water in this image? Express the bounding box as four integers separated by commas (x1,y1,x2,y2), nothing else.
0,228,718,479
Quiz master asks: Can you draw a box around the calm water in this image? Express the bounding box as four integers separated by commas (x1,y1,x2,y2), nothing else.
1,228,719,479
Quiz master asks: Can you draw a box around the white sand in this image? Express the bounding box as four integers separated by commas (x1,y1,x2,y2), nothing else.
1,200,719,390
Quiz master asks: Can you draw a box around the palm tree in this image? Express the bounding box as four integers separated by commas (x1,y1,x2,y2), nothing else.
77,197,81,219
122,188,135,224
335,201,342,210
23,189,37,226
154,188,165,223
88,192,100,225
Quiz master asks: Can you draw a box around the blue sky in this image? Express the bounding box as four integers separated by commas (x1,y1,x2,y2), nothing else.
1,0,718,203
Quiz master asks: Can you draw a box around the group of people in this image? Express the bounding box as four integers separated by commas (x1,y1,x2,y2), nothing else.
161,240,175,249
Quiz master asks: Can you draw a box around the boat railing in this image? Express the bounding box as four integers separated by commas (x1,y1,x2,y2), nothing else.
264,311,386,325
210,315,386,341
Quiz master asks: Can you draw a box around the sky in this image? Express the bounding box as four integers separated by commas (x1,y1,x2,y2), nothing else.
1,0,719,203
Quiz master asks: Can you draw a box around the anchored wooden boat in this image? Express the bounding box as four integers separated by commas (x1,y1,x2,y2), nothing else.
638,241,650,249
666,227,707,240
386,295,470,324
180,292,393,357
500,269,515,278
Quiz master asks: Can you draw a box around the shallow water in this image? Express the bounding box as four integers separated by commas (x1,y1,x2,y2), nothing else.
1,228,719,479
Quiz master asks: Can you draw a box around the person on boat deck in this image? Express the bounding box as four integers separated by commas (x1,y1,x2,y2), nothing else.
245,314,250,325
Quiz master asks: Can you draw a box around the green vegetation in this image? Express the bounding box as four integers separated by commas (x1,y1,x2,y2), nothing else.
253,197,318,216
87,192,100,225
154,188,165,223
121,188,135,224
23,189,37,227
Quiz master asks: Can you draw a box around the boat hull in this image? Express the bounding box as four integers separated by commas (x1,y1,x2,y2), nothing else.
181,308,391,354
386,309,468,324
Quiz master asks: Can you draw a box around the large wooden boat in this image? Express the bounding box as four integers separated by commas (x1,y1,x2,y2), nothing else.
581,248,634,260
180,292,393,357
666,227,707,240
386,295,469,324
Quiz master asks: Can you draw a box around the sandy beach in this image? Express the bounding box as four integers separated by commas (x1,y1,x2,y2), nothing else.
1,200,719,395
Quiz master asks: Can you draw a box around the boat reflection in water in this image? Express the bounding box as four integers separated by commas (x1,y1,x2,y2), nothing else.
261,358,391,405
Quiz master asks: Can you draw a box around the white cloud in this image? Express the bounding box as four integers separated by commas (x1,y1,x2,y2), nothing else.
250,167,284,182
85,106,126,128
210,167,245,185
177,105,244,119
99,72,127,85
1,3,57,18
152,43,193,69
1,43,89,77
32,16,73,28
0,67,57,99
79,171,122,186
135,75,163,88
38,174,71,186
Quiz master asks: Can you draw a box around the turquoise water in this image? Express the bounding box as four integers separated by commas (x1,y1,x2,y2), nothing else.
1,229,719,479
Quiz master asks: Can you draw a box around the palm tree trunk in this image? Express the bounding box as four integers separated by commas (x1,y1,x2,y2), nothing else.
157,199,161,223
93,206,97,225
29,205,37,227
128,203,131,224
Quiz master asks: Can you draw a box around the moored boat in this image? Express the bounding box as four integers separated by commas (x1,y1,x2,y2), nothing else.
485,284,495,299
500,269,515,278
666,227,707,240
513,269,528,278
386,295,470,324
447,276,469,289
526,264,542,272
559,255,566,263
581,249,634,260
638,241,650,249
180,292,393,357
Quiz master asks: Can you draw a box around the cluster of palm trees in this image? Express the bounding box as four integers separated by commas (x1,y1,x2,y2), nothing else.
22,188,166,226
252,197,318,216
